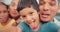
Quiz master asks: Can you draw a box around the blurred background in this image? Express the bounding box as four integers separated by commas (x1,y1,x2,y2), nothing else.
0,0,60,21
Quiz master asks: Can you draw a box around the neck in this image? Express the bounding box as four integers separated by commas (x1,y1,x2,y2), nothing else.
51,18,54,22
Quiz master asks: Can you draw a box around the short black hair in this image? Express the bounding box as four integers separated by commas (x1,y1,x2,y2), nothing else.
0,2,8,9
17,0,39,12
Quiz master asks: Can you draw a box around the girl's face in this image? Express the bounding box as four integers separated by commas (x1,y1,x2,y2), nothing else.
0,4,8,23
19,6,40,30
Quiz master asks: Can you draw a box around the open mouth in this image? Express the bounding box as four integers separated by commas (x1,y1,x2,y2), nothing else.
41,13,50,18
27,19,35,25
29,20,36,29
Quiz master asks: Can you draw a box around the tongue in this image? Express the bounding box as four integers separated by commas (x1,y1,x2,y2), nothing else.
29,22,35,30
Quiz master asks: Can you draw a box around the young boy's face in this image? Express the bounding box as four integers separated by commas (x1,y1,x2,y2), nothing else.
0,4,8,23
39,0,59,22
19,6,39,30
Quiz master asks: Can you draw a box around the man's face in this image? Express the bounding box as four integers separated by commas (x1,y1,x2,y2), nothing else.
19,7,39,30
0,4,8,23
39,0,58,22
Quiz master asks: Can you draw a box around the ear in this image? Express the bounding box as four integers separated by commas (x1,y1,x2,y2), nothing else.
58,5,60,10
58,5,60,12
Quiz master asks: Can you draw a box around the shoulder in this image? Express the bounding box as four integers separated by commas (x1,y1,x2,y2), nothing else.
17,22,29,31
54,18,60,26
42,22,59,32
0,26,22,32
17,22,27,27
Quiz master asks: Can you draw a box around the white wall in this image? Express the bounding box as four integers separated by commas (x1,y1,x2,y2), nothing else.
36,0,39,4
3,0,12,5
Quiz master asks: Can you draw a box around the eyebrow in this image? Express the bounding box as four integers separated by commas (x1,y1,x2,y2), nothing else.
51,0,56,1
39,0,45,2
40,0,43,1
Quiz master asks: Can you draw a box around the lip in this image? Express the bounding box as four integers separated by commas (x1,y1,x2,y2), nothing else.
41,13,50,18
27,19,35,25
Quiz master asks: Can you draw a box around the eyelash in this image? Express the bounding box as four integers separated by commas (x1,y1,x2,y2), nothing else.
40,2,55,6
22,12,33,18
30,12,33,14
50,2,56,6
40,2,45,5
22,16,26,18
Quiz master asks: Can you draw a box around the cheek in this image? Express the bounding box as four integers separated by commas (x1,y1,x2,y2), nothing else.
23,18,29,24
39,6,44,13
50,7,57,16
4,13,9,17
22,18,27,22
10,10,19,16
32,14,39,20
39,6,43,10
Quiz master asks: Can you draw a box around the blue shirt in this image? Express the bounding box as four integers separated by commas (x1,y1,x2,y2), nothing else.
18,22,59,32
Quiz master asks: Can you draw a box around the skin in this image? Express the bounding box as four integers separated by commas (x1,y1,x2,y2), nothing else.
39,0,59,22
9,0,20,26
0,3,22,32
0,3,9,25
0,26,22,32
0,0,3,2
9,0,19,19
19,6,40,30
39,0,60,32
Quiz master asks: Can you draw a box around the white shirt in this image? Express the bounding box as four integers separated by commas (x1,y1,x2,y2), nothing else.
36,0,39,4
54,18,60,27
3,0,12,5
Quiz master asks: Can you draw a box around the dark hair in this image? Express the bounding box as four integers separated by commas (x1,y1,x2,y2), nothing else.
0,2,8,9
17,0,39,12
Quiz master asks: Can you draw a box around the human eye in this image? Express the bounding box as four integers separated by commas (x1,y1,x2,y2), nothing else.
50,2,56,6
4,10,8,13
22,15,26,18
39,1,45,5
50,0,56,6
29,12,34,15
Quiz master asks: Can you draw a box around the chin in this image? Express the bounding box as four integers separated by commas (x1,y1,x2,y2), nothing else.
40,19,50,22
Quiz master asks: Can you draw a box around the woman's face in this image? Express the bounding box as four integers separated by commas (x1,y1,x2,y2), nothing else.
9,0,19,19
0,4,8,23
19,7,39,30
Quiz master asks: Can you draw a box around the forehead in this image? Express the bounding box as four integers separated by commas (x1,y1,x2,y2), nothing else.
20,7,36,15
40,0,58,2
0,4,7,11
21,7,36,13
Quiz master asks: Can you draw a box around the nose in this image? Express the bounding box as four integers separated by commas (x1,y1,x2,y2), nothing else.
43,3,50,11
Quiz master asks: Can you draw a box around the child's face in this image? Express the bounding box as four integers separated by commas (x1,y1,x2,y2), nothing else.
19,7,39,30
0,4,8,23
